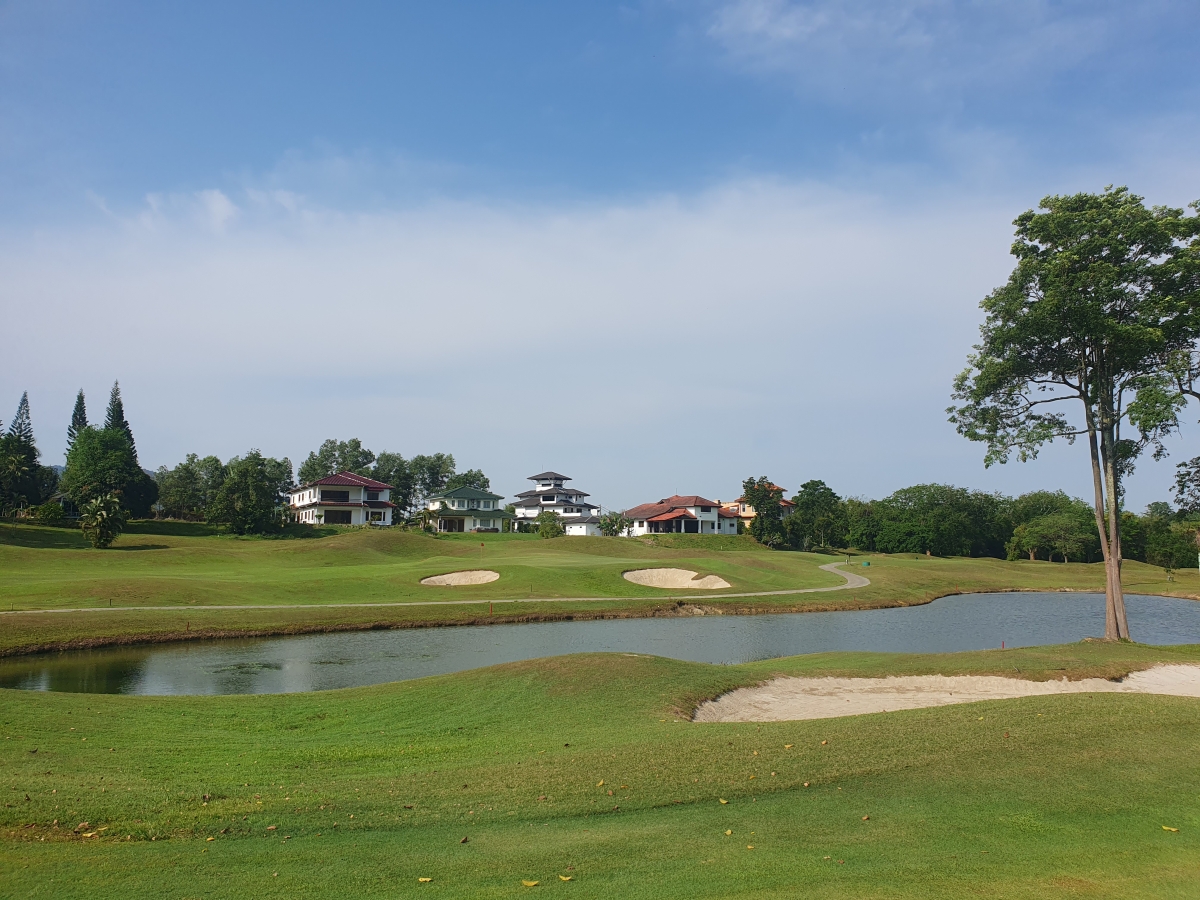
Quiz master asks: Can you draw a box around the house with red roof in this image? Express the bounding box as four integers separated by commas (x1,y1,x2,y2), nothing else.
623,495,740,536
288,471,397,526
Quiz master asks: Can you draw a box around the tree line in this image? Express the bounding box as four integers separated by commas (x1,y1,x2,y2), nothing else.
742,476,1200,572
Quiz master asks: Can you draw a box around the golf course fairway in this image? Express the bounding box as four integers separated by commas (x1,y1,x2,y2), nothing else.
3,643,1200,898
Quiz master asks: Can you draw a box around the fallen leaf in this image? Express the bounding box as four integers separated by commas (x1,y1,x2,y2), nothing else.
620,785,628,789
81,832,97,838
784,744,793,749
206,837,215,842
1163,826,1179,832
724,830,732,836
823,856,831,860
752,751,758,756
821,740,827,746
460,836,469,843
522,879,539,887
747,845,754,850
719,799,728,805
749,775,755,780
803,782,810,788
597,781,604,787
862,815,870,821
559,875,572,881
266,825,277,831
418,877,432,883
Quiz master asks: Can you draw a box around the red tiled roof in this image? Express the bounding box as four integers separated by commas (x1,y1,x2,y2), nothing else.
625,495,720,520
647,508,697,522
717,507,739,518
297,471,394,490
660,494,718,507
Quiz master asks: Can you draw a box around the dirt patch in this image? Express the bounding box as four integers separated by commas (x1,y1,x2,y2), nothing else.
623,568,731,590
420,570,500,586
693,665,1200,722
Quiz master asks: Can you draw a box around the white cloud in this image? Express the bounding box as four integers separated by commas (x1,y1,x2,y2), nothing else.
1,173,1193,510
705,0,1142,108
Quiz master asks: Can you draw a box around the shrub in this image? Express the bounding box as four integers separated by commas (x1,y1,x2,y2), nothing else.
79,493,128,548
31,502,66,526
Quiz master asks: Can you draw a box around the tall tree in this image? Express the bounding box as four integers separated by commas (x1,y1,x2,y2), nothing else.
298,438,376,484
67,389,88,452
1,391,49,513
785,480,847,550
7,392,34,443
60,426,157,517
104,381,137,461
444,468,490,492
949,187,1200,640
409,453,456,510
206,451,294,535
741,476,784,547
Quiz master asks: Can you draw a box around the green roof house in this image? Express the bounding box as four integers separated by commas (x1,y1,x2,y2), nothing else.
426,485,514,533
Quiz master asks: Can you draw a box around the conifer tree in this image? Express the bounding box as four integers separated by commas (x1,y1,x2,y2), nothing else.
104,381,137,461
7,392,34,444
67,389,88,451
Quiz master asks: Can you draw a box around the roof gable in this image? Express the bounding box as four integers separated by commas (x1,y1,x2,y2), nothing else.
430,485,504,501
527,471,571,481
298,471,393,490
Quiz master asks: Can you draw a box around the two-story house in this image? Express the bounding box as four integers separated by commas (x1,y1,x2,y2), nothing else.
426,485,514,533
289,471,396,525
512,471,602,536
623,495,740,536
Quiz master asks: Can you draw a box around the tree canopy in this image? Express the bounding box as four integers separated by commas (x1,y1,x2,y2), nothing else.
206,451,294,535
741,477,784,547
61,426,157,517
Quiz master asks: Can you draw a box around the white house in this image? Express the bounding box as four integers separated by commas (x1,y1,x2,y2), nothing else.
512,471,602,536
289,471,396,526
623,495,740,536
426,486,514,533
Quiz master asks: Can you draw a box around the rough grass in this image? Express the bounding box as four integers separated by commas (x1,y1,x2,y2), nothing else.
2,644,1199,898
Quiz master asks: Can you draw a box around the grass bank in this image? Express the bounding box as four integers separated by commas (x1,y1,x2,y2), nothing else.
3,643,1199,898
2,522,1197,656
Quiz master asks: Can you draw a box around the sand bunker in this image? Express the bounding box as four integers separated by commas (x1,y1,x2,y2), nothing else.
693,665,1200,722
420,570,500,586
623,568,731,590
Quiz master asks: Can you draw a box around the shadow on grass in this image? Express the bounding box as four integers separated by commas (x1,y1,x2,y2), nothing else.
110,543,171,552
0,523,88,549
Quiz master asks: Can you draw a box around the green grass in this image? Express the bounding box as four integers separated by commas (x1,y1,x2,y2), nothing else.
3,521,1198,657
3,643,1199,898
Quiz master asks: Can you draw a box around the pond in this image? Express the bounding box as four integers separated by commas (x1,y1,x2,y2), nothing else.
2,592,1198,696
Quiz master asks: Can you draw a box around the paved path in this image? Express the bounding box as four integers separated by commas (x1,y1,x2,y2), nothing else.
0,562,871,615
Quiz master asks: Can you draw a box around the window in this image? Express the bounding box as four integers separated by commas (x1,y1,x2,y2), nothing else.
367,491,379,501
482,501,491,509
701,506,712,513
321,490,350,503
542,495,554,502
638,521,646,527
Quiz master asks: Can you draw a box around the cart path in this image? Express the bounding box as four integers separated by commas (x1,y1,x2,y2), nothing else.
1,561,870,614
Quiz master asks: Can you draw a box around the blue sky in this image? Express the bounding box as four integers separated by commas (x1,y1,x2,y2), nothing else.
3,1,1200,510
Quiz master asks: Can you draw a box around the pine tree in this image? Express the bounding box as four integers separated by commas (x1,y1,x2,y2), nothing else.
67,389,88,451
104,381,137,461
7,392,34,444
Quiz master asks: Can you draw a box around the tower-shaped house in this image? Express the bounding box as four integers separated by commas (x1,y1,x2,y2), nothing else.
513,471,602,536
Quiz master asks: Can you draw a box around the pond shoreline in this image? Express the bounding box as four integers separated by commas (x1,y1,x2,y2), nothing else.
3,586,1196,659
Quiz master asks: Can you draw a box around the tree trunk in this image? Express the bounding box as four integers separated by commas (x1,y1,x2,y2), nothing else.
1085,408,1122,640
1029,549,1036,561
1100,421,1131,640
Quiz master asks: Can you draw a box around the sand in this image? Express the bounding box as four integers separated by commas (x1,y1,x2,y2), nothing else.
420,570,500,586
693,664,1200,722
623,568,732,590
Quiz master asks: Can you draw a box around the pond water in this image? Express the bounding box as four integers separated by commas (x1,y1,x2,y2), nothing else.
2,592,1198,696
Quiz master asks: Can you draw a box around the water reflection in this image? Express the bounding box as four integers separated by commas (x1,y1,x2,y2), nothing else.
2,592,1197,696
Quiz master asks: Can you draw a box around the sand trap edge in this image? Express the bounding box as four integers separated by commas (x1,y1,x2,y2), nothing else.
420,570,501,586
693,665,1200,722
623,568,732,590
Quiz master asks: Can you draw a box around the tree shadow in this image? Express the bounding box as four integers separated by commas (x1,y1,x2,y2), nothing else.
109,543,170,551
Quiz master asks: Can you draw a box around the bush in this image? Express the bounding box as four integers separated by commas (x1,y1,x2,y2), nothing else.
79,493,128,548
31,502,66,526
535,509,564,539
